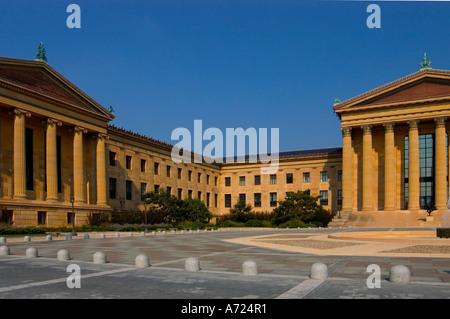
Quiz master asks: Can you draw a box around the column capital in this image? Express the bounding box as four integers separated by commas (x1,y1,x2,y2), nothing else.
45,118,62,127
74,126,88,134
434,117,447,128
11,108,31,118
361,124,372,135
97,133,109,141
407,120,420,130
341,127,352,137
383,122,395,132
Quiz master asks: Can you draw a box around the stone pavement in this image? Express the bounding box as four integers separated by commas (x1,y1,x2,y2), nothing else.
0,228,449,300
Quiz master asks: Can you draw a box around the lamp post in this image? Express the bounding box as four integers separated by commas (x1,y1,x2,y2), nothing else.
70,196,77,236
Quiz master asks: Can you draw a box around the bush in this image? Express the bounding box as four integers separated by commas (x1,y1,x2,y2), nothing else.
217,220,245,228
437,228,450,238
245,219,264,227
0,226,46,235
279,219,306,228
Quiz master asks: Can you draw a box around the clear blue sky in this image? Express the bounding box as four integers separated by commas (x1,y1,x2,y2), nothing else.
1,0,450,152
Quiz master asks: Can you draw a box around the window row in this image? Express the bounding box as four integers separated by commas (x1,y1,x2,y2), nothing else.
225,171,342,186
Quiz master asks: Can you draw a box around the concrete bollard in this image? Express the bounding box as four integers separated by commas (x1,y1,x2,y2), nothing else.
310,263,328,280
57,249,70,261
162,231,166,235
152,231,156,236
100,233,106,239
185,257,200,272
242,260,258,276
93,251,106,264
84,234,90,239
46,235,52,241
129,232,133,237
171,230,176,235
0,237,5,244
0,245,10,256
135,254,150,268
140,232,145,237
26,247,38,259
66,234,72,240
389,265,411,285
24,236,31,242
115,232,120,238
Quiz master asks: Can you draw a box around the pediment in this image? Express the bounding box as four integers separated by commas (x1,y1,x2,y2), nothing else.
334,69,450,114
0,57,114,121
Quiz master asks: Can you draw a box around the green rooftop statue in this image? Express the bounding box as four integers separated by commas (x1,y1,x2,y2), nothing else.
420,52,432,70
334,97,341,104
35,42,47,62
108,105,115,113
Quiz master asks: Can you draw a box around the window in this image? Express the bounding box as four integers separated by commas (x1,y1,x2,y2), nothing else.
140,183,147,197
109,178,117,199
338,170,342,182
166,165,171,177
239,176,245,186
225,177,231,186
188,170,192,181
167,187,172,195
154,184,160,192
254,193,261,207
198,173,202,183
57,136,62,193
239,193,246,203
270,192,277,207
206,193,210,207
109,151,116,166
207,175,210,185
198,191,202,200
37,211,46,226
178,188,183,200
67,212,75,225
126,180,132,200
320,171,328,182
338,189,343,206
286,173,293,184
270,174,277,185
215,194,218,207
141,159,146,172
188,189,193,199
154,162,160,175
254,175,261,185
215,176,218,186
126,155,132,170
303,172,310,183
26,127,33,191
1,210,13,225
225,194,232,208
320,190,328,206
178,168,182,179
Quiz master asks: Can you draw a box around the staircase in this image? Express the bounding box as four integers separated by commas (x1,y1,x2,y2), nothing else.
328,211,352,228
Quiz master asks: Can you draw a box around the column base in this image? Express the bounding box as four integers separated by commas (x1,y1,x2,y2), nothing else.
13,194,27,200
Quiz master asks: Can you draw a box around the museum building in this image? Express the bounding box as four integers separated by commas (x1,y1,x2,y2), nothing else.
0,54,448,227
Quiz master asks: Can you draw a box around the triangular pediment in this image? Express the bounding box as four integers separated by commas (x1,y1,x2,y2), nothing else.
0,57,114,121
334,69,450,114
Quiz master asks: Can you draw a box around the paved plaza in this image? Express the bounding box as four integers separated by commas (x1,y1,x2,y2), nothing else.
0,228,449,300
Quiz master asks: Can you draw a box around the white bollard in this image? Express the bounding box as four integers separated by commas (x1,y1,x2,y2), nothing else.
162,231,166,235
135,254,150,268
84,234,90,239
26,247,38,259
66,234,72,240
185,257,200,272
0,237,5,244
129,232,133,237
171,230,176,235
152,231,156,236
93,251,106,264
24,236,31,242
0,245,10,256
310,263,328,280
115,232,120,238
100,233,106,239
140,232,145,237
46,235,52,241
57,249,70,261
389,265,411,285
242,260,258,276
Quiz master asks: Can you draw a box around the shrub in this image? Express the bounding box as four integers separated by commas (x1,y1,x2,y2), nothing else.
437,228,450,238
217,220,245,228
279,219,306,228
245,219,264,227
0,226,46,235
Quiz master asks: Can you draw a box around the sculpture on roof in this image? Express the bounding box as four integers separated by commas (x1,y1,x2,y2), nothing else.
35,42,47,62
420,52,432,70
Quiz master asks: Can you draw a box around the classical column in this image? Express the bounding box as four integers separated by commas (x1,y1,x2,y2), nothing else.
13,109,31,199
46,119,62,201
361,125,373,211
73,126,87,203
435,117,447,210
96,133,108,206
383,122,396,210
341,127,353,212
408,120,420,210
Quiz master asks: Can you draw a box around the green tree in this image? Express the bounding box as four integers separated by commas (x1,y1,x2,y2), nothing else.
180,198,212,223
142,188,182,223
273,190,328,225
229,200,254,223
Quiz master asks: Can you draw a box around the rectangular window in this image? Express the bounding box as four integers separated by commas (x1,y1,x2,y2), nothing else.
215,194,218,208
337,189,343,206
320,171,328,182
37,211,46,226
26,127,33,191
338,170,342,182
154,184,160,192
178,188,183,200
239,193,246,203
198,191,202,200
126,155,132,170
141,159,146,172
320,190,329,206
188,189,193,199
109,178,117,199
215,176,218,186
154,162,160,175
254,193,261,207
1,210,13,225
178,168,182,179
67,212,75,225
198,173,202,183
140,183,147,197
207,175,210,185
126,180,132,200
167,187,172,195
225,194,232,208
270,192,277,207
166,165,171,177
207,192,210,207
109,151,116,166
188,170,192,181
225,177,231,186
254,175,261,185
286,173,293,184
239,176,246,186
270,174,277,185
303,172,310,183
